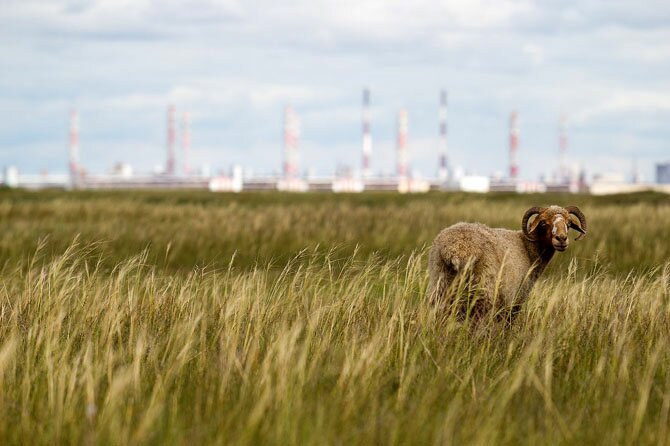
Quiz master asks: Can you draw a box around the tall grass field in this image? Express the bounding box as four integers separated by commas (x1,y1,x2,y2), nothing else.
0,190,669,445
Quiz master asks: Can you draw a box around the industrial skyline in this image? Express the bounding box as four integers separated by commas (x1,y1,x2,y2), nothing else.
59,84,667,187
66,90,569,183
12,84,664,189
2,1,668,185
9,86,669,194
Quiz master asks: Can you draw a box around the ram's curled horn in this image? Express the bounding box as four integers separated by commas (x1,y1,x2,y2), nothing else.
521,207,544,241
566,205,587,240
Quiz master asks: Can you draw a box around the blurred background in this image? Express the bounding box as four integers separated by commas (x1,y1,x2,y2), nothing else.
1,0,669,192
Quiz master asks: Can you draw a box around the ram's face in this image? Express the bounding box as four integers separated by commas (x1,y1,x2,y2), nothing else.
546,209,570,252
522,205,587,252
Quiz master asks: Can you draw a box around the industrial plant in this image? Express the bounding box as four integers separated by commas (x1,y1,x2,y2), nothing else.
4,89,669,195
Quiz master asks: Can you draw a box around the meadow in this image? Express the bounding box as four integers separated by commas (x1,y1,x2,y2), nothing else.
0,189,668,445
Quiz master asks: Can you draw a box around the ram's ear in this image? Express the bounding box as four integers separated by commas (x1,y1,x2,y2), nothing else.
522,207,544,241
527,215,543,235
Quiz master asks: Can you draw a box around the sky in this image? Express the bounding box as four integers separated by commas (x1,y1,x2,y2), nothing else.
1,0,669,181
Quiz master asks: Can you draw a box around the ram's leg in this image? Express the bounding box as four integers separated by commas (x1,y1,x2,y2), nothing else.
497,292,524,324
427,249,454,309
427,269,450,308
507,303,523,323
461,278,493,321
470,293,493,320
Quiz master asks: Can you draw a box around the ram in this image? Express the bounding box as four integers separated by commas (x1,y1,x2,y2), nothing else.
427,205,587,319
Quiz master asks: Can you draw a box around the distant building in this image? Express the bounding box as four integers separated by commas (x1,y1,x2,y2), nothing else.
3,166,18,188
111,162,133,178
460,176,490,193
657,163,670,184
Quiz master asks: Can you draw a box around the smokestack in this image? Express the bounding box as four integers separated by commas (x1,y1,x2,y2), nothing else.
509,111,519,180
559,114,567,182
362,88,372,178
69,108,79,185
438,90,448,181
631,157,639,184
182,111,191,175
283,106,300,179
166,105,176,175
397,109,408,179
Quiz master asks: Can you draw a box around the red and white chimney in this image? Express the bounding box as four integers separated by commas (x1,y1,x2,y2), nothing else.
397,109,409,179
69,108,79,184
283,106,300,179
509,111,519,180
362,88,372,178
438,90,448,181
166,105,176,175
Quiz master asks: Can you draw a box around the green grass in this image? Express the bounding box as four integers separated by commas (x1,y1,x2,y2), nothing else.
0,190,668,445
0,189,668,274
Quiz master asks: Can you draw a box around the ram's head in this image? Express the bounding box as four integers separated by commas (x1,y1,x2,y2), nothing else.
521,205,587,251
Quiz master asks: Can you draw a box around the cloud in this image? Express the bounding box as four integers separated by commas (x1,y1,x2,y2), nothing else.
0,0,669,182
89,81,326,114
573,90,670,124
522,43,544,66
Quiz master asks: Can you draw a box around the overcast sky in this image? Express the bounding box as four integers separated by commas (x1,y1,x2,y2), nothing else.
1,0,669,180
